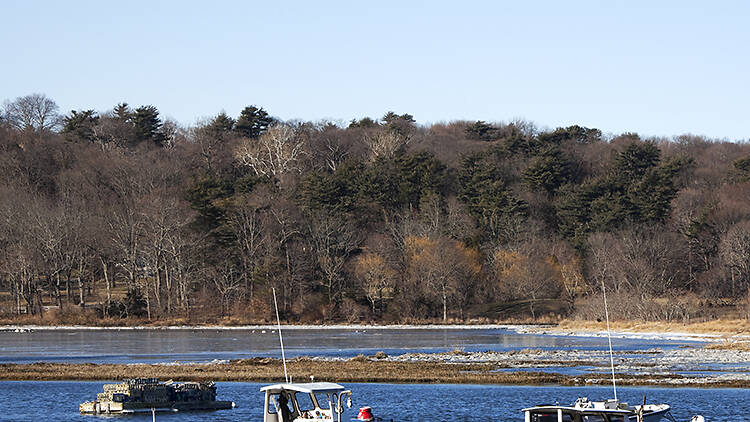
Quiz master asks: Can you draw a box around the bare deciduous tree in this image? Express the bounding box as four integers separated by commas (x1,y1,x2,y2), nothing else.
318,136,351,172
404,235,476,321
207,259,242,316
490,234,562,319
235,125,305,178
363,130,408,162
224,192,269,301
308,212,361,305
719,221,750,297
354,253,395,314
91,114,135,149
3,93,61,132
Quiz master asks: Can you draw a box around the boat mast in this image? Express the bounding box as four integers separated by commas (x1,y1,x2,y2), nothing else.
601,279,617,401
273,287,289,384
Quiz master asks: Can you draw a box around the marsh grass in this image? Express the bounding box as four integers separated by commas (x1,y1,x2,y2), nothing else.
705,339,750,351
556,318,750,336
2,358,748,388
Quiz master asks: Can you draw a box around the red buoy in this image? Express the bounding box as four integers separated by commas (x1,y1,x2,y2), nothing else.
356,406,374,421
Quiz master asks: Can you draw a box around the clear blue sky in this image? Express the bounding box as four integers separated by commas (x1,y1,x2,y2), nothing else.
2,0,747,140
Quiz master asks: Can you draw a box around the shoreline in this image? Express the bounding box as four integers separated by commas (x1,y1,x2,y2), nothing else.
2,317,748,332
4,322,750,344
0,323,535,331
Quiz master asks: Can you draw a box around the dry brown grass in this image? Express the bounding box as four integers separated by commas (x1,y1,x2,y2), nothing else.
0,359,564,385
0,313,275,327
556,318,750,336
0,306,747,333
1,358,748,388
705,339,750,351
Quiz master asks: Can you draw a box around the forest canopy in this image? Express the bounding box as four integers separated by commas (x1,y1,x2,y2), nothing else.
1,93,749,324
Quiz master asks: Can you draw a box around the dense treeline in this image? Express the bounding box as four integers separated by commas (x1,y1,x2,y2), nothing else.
1,93,750,323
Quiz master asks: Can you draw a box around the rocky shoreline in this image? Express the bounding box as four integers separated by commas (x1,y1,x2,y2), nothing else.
3,346,749,388
371,346,750,386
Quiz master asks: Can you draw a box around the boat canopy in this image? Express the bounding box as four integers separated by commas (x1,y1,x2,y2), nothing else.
260,382,346,394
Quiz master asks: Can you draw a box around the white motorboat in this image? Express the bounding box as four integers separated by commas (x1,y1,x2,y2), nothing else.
522,280,703,422
262,289,373,422
523,397,673,422
574,397,672,422
260,382,353,422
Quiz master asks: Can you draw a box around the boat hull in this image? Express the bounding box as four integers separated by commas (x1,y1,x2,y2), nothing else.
628,407,670,422
80,400,234,414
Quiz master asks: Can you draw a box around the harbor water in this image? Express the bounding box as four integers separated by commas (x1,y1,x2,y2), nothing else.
0,381,745,421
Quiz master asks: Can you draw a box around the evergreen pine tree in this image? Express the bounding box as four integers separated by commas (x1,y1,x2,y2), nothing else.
235,105,273,138
61,109,99,143
208,112,235,135
113,102,132,122
133,105,165,146
521,147,572,194
465,121,498,142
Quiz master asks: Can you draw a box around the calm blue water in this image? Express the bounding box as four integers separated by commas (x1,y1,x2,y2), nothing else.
0,381,744,421
0,328,699,364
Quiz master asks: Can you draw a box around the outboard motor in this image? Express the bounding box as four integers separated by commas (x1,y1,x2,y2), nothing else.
356,406,374,421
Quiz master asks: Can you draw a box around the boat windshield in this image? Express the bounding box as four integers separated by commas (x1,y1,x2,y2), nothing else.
314,393,331,409
295,393,315,412
608,416,626,422
529,412,573,422
581,414,606,422
530,412,556,422
267,393,282,415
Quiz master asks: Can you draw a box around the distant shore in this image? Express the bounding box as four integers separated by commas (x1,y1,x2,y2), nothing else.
0,323,528,330
3,319,750,343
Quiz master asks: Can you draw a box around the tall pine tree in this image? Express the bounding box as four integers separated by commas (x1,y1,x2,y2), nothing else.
235,105,273,139
61,109,99,143
113,103,132,122
133,105,165,146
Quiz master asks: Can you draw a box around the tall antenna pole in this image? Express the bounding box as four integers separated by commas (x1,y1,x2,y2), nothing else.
273,287,289,384
601,280,617,401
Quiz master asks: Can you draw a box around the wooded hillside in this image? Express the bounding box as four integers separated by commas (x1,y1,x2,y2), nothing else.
2,93,749,323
